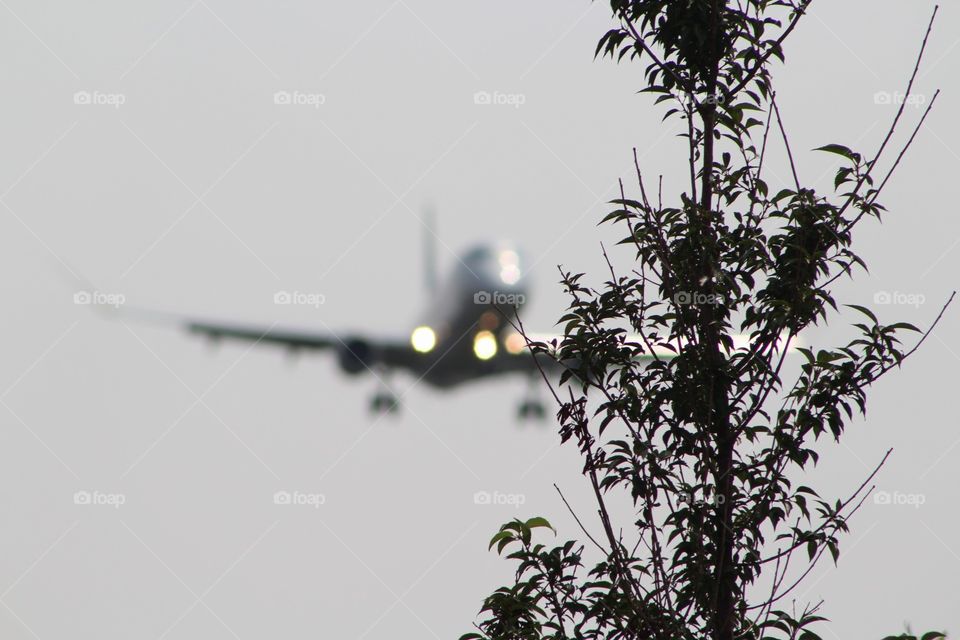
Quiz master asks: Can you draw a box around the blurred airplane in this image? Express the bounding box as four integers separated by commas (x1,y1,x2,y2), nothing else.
168,230,799,419
78,212,798,419
183,239,557,418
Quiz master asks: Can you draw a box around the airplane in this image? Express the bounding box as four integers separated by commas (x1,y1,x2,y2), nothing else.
86,213,799,420
180,239,557,419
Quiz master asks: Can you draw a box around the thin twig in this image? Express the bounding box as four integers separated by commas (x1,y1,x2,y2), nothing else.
555,484,607,554
771,92,800,191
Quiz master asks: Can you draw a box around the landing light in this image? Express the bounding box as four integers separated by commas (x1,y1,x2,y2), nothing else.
411,326,437,353
498,249,519,266
473,330,498,360
498,250,521,285
504,332,526,355
499,264,521,285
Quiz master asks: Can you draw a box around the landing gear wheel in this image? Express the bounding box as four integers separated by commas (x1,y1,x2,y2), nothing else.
369,367,400,417
517,372,547,423
370,392,400,415
517,399,546,421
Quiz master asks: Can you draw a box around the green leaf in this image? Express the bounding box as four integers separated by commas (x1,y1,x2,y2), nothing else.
814,143,856,160
488,530,514,551
887,322,921,333
525,517,556,533
846,304,878,324
772,187,795,203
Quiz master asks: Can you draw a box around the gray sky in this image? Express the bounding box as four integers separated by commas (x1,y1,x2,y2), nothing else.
0,1,957,638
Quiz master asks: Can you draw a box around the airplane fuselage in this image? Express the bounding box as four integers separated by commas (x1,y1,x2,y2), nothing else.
403,244,535,388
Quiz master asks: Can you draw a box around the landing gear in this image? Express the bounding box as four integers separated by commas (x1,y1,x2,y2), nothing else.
370,391,400,415
369,368,400,417
517,374,547,423
517,398,546,421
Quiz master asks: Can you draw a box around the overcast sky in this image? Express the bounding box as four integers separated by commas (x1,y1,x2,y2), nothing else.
0,1,957,638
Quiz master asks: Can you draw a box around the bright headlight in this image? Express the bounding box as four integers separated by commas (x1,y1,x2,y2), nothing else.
410,326,437,353
473,330,498,360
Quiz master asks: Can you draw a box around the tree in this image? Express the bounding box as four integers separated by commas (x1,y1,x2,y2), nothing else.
462,2,950,639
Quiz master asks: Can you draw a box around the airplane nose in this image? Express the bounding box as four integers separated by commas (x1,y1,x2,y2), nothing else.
496,249,521,285
461,244,526,295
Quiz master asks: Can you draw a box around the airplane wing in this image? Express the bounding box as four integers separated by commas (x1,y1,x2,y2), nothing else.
186,320,337,351
192,318,432,372
119,307,420,376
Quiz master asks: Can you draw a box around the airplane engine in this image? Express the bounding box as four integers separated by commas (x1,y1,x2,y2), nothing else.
337,338,374,375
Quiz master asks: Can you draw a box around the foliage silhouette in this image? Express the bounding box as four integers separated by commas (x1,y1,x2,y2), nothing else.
462,2,950,640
